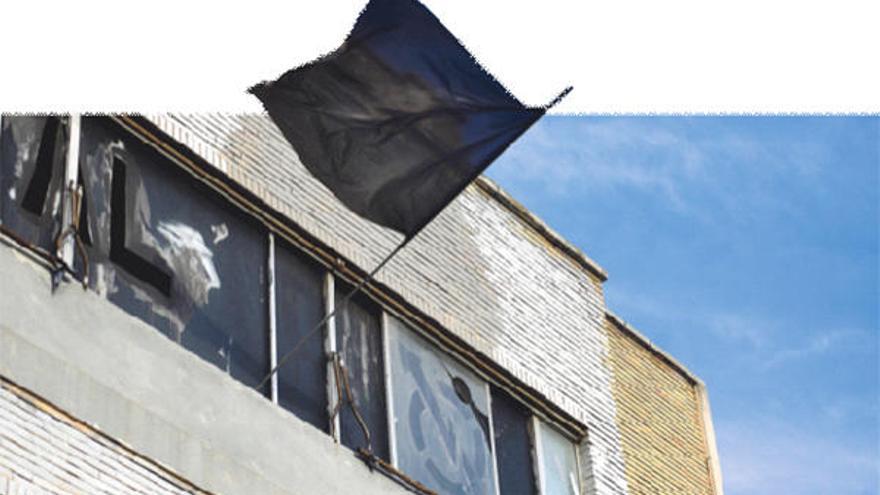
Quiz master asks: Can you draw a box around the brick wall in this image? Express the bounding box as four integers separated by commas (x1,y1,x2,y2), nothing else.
604,315,717,495
0,379,207,495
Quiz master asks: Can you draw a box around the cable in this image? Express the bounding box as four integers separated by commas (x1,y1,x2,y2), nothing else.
256,236,413,391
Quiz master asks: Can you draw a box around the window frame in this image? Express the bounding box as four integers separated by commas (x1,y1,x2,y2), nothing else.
532,417,582,495
382,311,503,495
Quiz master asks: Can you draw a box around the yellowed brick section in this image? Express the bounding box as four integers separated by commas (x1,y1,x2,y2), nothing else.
605,316,716,495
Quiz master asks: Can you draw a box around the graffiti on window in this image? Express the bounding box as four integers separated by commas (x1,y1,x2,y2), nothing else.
0,116,68,252
387,316,497,495
77,118,269,392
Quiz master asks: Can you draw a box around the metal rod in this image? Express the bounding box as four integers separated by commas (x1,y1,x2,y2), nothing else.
256,236,413,391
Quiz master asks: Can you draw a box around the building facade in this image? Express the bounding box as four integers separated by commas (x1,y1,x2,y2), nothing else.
0,115,723,495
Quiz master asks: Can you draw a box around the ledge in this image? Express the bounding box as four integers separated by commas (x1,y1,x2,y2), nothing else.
605,311,703,387
0,239,409,495
474,176,608,282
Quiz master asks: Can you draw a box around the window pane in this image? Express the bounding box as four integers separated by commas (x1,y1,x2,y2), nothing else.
0,116,67,252
275,239,327,430
334,284,388,460
78,117,269,392
538,422,579,495
387,315,497,495
491,386,537,495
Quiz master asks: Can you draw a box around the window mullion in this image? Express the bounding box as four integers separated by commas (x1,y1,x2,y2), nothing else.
59,113,81,264
268,232,279,403
487,382,501,495
325,273,340,440
382,310,397,467
532,416,546,495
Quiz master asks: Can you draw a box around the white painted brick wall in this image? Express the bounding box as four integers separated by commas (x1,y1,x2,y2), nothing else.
0,385,201,495
145,114,630,495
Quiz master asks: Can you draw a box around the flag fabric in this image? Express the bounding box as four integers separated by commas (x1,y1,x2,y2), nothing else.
250,0,564,238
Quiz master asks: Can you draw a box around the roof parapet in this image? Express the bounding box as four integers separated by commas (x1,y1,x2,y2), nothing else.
605,311,703,386
474,176,608,282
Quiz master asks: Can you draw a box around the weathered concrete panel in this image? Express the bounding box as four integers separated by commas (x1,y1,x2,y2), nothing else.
0,242,409,495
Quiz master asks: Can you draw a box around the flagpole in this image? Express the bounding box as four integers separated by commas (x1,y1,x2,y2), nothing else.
256,86,575,393
256,235,414,391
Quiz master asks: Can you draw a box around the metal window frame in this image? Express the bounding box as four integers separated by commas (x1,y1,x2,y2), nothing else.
382,312,502,494
485,381,502,495
60,114,81,266
325,272,340,440
532,418,582,495
267,232,279,403
532,416,547,494
382,310,398,467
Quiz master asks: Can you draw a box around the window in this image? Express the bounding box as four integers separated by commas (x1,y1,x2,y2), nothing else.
535,420,580,495
274,238,327,430
491,386,538,495
78,117,270,392
386,315,499,495
334,283,389,460
0,116,68,252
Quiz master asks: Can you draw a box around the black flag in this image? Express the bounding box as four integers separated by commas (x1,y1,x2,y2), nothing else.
251,0,565,238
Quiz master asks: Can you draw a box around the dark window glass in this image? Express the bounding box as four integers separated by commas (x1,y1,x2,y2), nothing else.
491,386,537,495
335,282,389,460
387,315,497,495
0,116,68,252
274,239,327,430
77,117,269,392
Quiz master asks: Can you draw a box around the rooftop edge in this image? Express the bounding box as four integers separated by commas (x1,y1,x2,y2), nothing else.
605,311,703,387
474,176,608,282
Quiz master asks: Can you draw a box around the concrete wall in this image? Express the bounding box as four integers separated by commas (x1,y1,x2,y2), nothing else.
604,314,722,495
149,114,630,495
0,379,204,495
0,242,409,495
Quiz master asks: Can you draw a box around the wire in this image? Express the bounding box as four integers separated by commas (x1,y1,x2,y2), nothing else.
256,235,413,391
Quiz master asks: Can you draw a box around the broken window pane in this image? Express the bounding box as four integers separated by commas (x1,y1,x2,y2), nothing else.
334,284,388,460
78,117,269,393
275,239,327,431
387,315,497,495
0,116,68,253
491,386,537,495
538,422,580,495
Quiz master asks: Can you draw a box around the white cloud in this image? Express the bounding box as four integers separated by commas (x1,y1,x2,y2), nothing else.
760,329,862,370
492,117,831,227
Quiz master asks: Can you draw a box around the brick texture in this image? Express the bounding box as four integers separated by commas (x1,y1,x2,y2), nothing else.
604,316,716,495
0,381,207,495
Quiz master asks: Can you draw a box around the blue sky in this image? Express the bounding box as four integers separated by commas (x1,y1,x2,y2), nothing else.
487,116,879,495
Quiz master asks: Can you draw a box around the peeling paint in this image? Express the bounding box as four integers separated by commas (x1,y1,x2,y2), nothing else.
211,223,228,245
1,117,67,252
74,117,269,389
